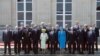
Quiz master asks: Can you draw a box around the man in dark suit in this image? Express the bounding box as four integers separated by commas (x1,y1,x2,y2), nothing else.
13,26,21,54
30,25,39,54
87,27,95,54
19,22,24,51
77,26,84,54
22,25,31,54
46,24,51,50
54,24,59,50
82,24,89,51
37,25,42,51
92,24,99,51
49,27,56,54
68,27,76,54
2,25,12,55
73,22,80,51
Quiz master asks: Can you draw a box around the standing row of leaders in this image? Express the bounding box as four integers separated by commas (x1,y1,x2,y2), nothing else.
2,22,99,54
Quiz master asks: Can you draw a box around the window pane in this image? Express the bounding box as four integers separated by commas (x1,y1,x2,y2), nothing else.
65,11,71,14
18,21,24,26
18,3,24,11
26,12,32,20
65,0,72,2
26,0,32,2
97,12,100,20
97,2,100,11
97,0,100,1
26,21,32,26
17,0,24,2
65,3,72,11
96,21,100,28
57,3,63,11
18,12,24,20
57,15,63,20
57,0,63,2
26,3,32,11
65,15,72,20
65,21,71,27
57,11,63,14
57,21,63,27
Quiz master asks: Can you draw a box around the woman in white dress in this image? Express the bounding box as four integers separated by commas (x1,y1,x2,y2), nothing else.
40,29,48,53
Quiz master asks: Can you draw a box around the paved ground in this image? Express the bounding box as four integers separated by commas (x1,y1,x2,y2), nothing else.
0,49,100,56
0,45,99,56
0,51,100,56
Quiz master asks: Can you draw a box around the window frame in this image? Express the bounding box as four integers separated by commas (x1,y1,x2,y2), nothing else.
17,0,32,26
96,0,100,28
56,0,72,28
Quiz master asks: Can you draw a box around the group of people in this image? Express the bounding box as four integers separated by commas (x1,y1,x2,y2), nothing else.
2,22,99,55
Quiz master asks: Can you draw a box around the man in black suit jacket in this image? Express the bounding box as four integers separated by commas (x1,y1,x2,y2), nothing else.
19,22,24,51
46,25,51,50
30,26,39,54
92,24,99,51
22,25,31,54
2,25,12,55
82,24,89,51
49,27,56,54
68,27,76,54
13,26,22,54
77,27,84,54
87,27,95,54
54,24,60,50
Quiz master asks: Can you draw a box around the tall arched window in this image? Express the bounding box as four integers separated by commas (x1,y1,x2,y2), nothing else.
17,0,32,26
56,0,72,28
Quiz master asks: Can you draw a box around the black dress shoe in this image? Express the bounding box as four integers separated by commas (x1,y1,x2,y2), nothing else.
96,49,98,51
91,52,94,54
79,51,83,54
69,51,71,54
9,53,11,55
4,52,6,54
88,52,91,54
72,52,75,54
